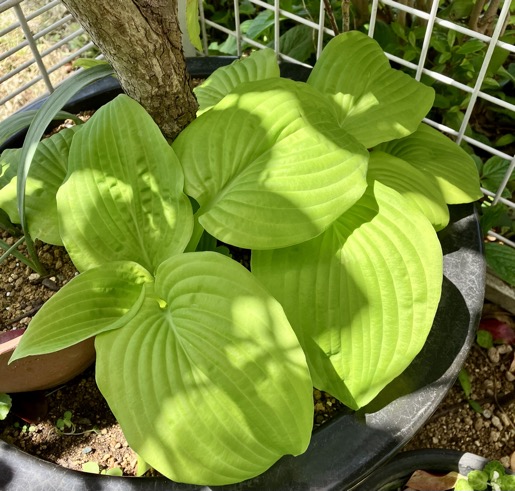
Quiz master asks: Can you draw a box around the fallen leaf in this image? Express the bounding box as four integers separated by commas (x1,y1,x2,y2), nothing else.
479,318,515,345
406,469,460,491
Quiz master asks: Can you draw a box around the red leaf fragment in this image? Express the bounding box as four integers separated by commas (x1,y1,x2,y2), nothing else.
479,318,515,344
405,469,459,491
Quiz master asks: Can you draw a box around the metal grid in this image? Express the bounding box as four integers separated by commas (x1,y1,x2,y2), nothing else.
200,0,515,249
0,0,97,116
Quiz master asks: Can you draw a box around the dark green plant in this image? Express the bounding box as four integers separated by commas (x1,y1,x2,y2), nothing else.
203,0,372,62
1,32,480,485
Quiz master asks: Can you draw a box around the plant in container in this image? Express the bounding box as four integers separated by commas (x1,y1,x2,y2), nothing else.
0,28,485,490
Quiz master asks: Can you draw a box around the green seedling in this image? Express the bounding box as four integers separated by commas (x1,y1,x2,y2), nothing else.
13,422,37,433
56,410,74,433
455,459,515,490
82,461,123,476
458,368,484,414
55,411,100,436
477,329,495,349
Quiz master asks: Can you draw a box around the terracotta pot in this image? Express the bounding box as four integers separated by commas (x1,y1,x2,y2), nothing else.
0,329,95,393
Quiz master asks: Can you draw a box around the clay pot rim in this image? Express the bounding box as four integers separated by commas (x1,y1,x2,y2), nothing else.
0,329,25,356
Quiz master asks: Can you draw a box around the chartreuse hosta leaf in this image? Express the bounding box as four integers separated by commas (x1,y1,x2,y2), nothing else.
368,151,449,231
252,181,443,409
10,261,152,361
375,123,482,204
58,95,193,273
1,148,19,188
194,48,280,115
0,126,81,245
307,31,434,148
95,252,313,485
173,77,368,250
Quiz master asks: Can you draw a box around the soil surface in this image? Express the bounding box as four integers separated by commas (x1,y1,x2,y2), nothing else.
1,235,515,476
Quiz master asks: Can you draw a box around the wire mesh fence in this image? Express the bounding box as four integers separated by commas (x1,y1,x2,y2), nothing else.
0,0,514,253
201,0,514,249
0,0,98,118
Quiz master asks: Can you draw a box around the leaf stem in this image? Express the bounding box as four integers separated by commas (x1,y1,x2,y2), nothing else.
185,214,206,253
24,233,47,276
0,236,41,273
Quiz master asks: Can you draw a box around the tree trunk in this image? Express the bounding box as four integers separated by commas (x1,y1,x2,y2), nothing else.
61,0,198,140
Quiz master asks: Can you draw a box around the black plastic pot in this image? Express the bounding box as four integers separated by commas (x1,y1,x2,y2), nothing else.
0,57,486,490
352,449,513,491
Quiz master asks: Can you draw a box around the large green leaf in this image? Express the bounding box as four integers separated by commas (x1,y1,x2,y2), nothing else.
186,0,202,51
307,31,434,148
174,78,368,250
375,123,482,204
0,148,20,189
485,242,515,287
58,95,193,273
194,48,280,115
10,261,152,361
16,65,114,244
0,126,81,245
252,181,443,409
278,25,315,63
368,150,449,230
95,252,313,485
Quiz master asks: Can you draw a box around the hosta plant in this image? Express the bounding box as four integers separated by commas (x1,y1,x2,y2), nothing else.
1,31,481,485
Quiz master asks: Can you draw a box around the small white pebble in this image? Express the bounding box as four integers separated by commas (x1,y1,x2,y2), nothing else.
488,347,500,364
492,415,503,431
498,344,513,355
500,413,512,428
490,430,500,442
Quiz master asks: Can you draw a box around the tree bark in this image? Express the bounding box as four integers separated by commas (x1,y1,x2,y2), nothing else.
61,0,198,140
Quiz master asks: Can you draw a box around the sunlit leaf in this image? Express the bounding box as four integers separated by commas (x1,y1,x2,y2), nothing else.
186,0,202,51
368,150,449,230
95,252,313,485
0,126,81,245
252,182,442,409
375,123,482,204
58,95,193,273
194,48,280,115
307,31,434,147
174,78,368,250
10,261,152,361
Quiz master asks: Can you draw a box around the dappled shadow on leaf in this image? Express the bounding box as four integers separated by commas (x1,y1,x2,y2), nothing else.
362,277,468,413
